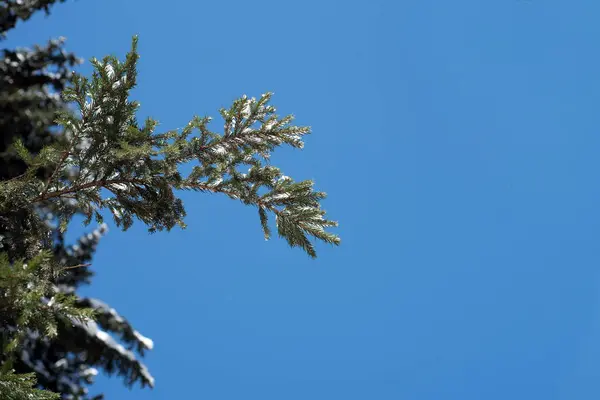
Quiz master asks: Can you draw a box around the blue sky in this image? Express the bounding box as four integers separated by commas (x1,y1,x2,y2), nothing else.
6,0,600,399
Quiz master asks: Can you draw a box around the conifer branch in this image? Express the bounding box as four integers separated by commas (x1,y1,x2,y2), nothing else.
5,36,339,259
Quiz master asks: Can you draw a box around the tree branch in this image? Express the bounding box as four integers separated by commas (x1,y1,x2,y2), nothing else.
60,263,91,271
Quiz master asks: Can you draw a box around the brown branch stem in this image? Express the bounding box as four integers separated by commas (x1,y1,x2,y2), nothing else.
60,263,91,271
40,139,76,199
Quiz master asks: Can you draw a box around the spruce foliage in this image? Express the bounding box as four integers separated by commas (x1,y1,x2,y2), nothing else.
6,36,339,257
0,370,59,400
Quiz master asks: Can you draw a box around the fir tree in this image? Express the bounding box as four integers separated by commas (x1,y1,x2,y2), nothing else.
0,2,160,397
0,3,340,399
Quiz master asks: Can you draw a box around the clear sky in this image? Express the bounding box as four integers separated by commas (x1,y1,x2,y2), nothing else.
6,0,600,399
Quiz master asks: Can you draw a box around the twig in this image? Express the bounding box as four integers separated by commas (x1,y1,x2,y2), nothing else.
33,178,146,202
60,263,91,271
39,122,83,199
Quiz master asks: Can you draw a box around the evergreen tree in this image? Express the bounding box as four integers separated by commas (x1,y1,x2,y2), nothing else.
0,2,120,398
0,3,340,399
0,0,163,396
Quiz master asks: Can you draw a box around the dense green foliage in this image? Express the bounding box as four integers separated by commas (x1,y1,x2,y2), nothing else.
7,36,340,257
0,370,59,400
